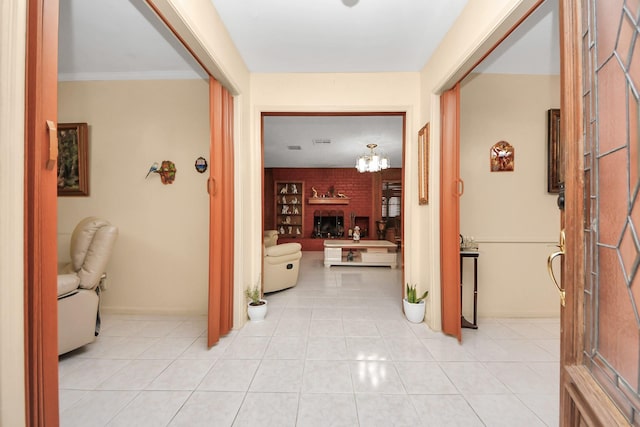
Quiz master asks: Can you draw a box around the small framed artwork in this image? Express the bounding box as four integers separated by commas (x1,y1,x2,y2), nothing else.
418,122,429,205
547,109,562,193
490,140,514,172
194,156,208,173
57,123,89,196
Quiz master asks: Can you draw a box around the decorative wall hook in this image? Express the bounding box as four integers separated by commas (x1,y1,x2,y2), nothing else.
145,162,159,178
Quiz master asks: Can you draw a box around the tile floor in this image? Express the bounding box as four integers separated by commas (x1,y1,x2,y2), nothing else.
59,251,559,426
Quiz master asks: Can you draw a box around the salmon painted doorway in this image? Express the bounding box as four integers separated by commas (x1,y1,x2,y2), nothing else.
24,0,60,424
439,84,462,341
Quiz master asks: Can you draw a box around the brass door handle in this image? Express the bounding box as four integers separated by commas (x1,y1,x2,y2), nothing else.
547,229,566,307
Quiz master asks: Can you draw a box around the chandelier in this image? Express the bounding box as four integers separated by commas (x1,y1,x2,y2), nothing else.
355,143,390,173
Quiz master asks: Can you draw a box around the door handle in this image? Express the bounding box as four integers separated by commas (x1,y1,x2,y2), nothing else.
457,179,464,196
46,120,57,170
547,229,566,307
207,177,216,196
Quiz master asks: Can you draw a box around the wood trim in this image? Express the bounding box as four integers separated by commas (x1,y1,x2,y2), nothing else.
208,77,223,346
144,1,212,82
24,0,59,424
261,115,266,294
400,113,406,278
372,172,382,226
565,366,630,426
559,0,588,424
458,0,546,83
439,84,462,340
308,198,350,205
221,87,234,333
262,112,405,117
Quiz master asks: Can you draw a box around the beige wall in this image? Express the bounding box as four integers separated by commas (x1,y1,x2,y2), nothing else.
58,80,211,314
460,73,561,317
150,0,253,327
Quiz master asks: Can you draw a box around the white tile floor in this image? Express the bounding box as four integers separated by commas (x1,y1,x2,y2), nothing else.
59,251,560,426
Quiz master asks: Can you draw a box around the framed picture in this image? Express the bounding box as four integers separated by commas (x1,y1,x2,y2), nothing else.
547,109,562,193
490,140,515,172
418,122,429,205
57,123,89,196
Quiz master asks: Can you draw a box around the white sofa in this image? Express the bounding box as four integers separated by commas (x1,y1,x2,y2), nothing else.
263,230,302,293
58,217,118,355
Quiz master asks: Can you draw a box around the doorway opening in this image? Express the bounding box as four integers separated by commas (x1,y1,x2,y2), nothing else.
262,112,406,278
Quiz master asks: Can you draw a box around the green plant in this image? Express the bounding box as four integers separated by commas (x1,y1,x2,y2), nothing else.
406,283,428,304
245,284,264,306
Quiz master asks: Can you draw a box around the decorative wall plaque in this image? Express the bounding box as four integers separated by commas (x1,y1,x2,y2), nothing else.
195,156,208,173
490,141,514,172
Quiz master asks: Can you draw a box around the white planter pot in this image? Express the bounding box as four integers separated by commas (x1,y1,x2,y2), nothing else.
403,298,425,323
247,300,268,321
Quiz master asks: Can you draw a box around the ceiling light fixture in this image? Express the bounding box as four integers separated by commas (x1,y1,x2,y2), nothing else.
356,143,390,173
341,0,359,7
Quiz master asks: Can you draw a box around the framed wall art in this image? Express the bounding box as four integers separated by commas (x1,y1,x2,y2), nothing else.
547,109,562,193
57,122,89,196
490,140,515,172
418,122,429,205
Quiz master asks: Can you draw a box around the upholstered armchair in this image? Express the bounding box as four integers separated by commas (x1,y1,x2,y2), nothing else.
264,229,279,248
263,230,302,293
58,217,118,355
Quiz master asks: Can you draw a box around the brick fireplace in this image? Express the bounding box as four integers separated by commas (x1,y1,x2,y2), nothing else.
264,167,400,250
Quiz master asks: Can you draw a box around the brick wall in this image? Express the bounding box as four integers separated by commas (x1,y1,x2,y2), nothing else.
264,168,401,250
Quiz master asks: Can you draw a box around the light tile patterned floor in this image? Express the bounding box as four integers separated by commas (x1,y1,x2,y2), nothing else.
59,251,559,426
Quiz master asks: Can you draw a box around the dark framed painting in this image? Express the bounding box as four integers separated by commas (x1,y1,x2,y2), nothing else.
57,123,89,196
547,109,562,193
418,122,429,205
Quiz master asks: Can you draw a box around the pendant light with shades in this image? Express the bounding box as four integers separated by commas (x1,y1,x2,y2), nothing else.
355,143,390,173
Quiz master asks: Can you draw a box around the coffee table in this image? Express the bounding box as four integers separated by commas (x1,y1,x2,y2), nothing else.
323,239,397,268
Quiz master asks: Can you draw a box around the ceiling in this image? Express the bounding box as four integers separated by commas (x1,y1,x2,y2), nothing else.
263,115,404,168
57,0,559,168
209,0,468,73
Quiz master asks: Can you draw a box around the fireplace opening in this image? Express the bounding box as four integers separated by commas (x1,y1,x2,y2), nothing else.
313,210,344,238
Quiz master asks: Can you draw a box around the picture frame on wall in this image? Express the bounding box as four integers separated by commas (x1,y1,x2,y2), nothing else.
547,109,562,193
418,122,429,205
57,122,89,196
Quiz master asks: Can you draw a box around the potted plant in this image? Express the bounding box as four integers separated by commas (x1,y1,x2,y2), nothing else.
245,282,268,321
403,283,428,323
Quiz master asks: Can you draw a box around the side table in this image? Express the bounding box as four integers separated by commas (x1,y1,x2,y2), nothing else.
460,251,479,329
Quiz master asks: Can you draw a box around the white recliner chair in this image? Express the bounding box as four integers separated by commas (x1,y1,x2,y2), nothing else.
263,230,302,293
58,217,118,355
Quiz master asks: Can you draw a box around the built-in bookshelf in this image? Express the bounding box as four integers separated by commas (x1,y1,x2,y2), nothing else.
275,181,304,238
